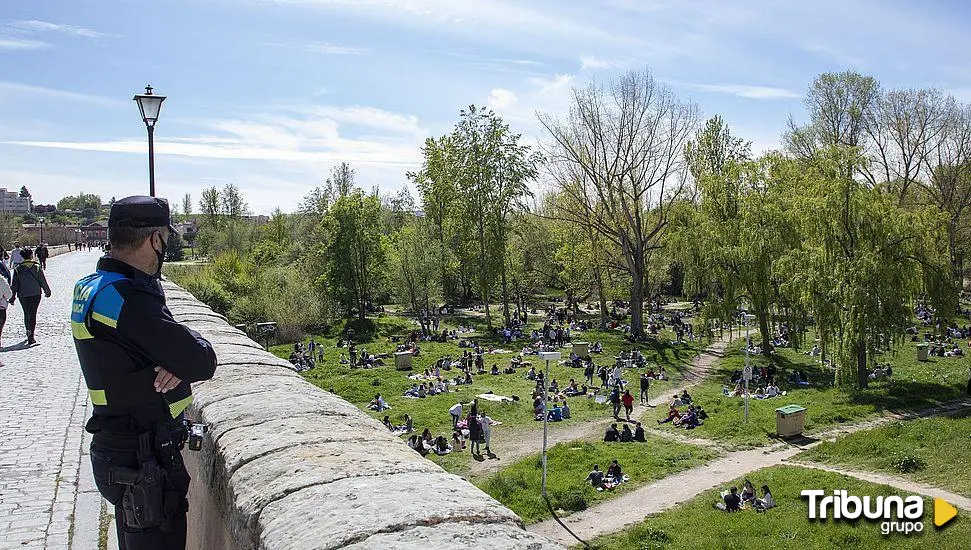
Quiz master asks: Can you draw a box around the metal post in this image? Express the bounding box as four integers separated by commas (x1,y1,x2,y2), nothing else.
542,357,550,498
147,125,156,197
744,320,750,422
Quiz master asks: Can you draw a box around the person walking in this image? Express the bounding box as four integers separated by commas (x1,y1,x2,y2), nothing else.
9,248,51,345
610,385,622,419
9,242,23,268
72,196,217,550
639,372,651,406
0,272,11,350
467,413,482,455
0,250,10,283
480,413,493,455
622,389,635,421
35,242,49,270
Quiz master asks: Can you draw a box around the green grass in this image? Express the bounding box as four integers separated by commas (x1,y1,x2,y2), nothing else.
585,465,970,550
476,439,719,523
271,314,707,474
648,336,971,448
795,410,971,498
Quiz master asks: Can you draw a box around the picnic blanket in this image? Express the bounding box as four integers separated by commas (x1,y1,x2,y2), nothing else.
477,393,515,403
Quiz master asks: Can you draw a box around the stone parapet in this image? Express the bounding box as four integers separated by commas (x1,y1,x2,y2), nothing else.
162,282,562,550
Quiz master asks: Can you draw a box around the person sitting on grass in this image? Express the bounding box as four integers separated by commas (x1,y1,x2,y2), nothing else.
754,386,766,399
741,479,757,503
403,414,414,433
565,379,580,395
728,381,744,397
490,364,501,375
606,459,624,483
561,400,572,419
755,484,776,511
657,404,681,424
604,423,620,442
452,430,465,451
382,415,393,431
464,370,474,385
548,378,559,394
526,365,537,380
766,383,780,398
716,486,741,512
433,435,452,455
417,384,427,398
633,421,646,442
586,464,605,489
547,402,563,422
368,393,389,411
674,406,699,429
591,341,603,353
619,423,634,442
679,390,692,405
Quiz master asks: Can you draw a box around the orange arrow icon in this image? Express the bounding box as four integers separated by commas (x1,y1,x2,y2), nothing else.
935,498,957,527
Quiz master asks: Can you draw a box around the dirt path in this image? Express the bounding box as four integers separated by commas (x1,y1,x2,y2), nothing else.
528,398,971,546
787,461,971,510
469,338,732,476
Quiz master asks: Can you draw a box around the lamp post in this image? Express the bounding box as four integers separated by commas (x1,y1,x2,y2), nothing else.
537,350,561,500
133,85,166,197
37,216,44,244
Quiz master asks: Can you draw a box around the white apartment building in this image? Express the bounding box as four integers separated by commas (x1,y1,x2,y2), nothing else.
0,188,31,214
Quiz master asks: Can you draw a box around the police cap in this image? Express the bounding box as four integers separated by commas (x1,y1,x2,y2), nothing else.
108,196,178,235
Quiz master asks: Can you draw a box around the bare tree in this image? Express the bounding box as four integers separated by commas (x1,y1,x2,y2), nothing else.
539,69,699,338
863,88,950,205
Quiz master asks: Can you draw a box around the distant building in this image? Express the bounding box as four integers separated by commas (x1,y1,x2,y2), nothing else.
174,220,198,242
80,221,108,243
0,188,32,214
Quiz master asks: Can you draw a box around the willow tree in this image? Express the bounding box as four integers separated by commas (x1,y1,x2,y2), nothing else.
778,147,954,388
540,69,699,338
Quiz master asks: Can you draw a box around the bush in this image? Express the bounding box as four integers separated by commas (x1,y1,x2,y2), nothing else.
891,453,926,473
552,487,588,513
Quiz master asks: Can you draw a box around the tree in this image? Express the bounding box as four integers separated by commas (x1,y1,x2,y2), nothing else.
328,162,356,199
199,187,220,227
540,69,700,338
391,217,441,333
220,183,249,218
182,193,192,217
19,186,30,198
166,232,184,262
56,193,102,213
778,147,953,388
324,189,387,320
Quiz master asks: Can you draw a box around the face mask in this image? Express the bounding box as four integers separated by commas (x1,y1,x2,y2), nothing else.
151,232,166,279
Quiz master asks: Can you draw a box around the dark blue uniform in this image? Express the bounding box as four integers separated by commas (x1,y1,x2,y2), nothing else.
73,240,216,547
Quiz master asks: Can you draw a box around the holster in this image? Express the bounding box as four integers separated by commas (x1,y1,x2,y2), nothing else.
107,426,185,531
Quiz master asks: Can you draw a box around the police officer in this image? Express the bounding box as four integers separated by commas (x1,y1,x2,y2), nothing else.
72,196,217,550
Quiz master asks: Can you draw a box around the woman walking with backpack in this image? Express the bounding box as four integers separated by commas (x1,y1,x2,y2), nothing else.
10,248,51,346
0,271,11,356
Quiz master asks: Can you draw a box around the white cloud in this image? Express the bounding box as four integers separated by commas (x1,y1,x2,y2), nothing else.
9,20,105,38
4,104,427,168
0,80,124,107
263,41,368,55
0,38,50,50
487,88,517,110
579,55,622,70
663,79,800,100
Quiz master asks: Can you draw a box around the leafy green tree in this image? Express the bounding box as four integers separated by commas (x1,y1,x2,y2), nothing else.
57,193,102,213
19,186,30,198
166,232,184,261
182,193,192,217
391,217,441,333
199,187,220,227
324,189,387,320
779,147,953,388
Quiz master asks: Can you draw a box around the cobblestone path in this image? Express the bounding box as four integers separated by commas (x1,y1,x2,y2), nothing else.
0,251,106,550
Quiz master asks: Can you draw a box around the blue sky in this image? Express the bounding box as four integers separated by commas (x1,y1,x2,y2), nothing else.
1,0,970,213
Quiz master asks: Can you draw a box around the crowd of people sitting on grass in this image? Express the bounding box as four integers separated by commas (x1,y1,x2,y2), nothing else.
287,342,317,372
585,459,629,491
716,479,776,513
603,421,646,442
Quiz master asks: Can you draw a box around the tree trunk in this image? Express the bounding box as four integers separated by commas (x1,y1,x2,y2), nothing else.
758,312,771,358
500,260,510,326
593,264,610,327
630,268,645,339
856,339,868,389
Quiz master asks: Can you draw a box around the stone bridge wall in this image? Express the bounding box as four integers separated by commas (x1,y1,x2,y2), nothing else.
162,281,563,550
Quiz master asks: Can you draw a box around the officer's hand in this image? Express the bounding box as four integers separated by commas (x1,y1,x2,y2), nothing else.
45,292,51,298
154,366,182,393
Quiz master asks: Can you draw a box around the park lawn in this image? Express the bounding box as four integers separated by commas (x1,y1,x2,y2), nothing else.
795,410,971,498
585,465,971,550
648,336,971,448
270,313,706,473
476,439,719,524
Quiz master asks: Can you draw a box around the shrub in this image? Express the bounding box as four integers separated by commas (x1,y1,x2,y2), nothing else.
552,487,588,513
891,453,925,473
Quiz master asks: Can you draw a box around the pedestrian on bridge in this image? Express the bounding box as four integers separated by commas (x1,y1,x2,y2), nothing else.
9,247,51,346
0,271,11,350
72,196,217,550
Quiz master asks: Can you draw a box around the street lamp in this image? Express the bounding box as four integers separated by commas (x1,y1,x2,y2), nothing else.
537,350,561,504
37,216,44,244
133,85,166,197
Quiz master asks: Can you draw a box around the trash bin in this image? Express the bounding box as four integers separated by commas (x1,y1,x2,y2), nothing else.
572,341,589,357
916,343,929,362
395,351,413,371
775,404,806,437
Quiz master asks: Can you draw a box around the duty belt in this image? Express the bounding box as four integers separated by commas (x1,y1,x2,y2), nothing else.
93,423,187,459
